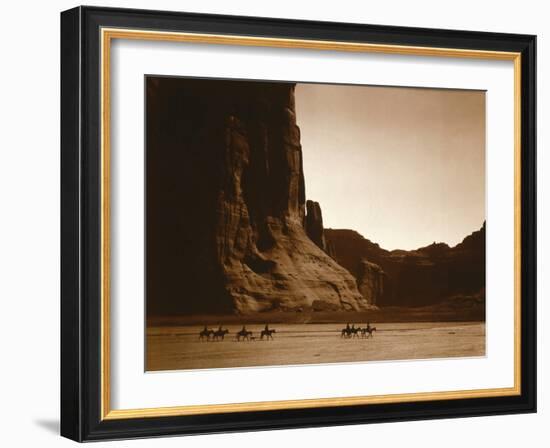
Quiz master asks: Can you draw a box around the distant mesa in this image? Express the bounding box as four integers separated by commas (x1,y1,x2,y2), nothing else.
324,222,486,308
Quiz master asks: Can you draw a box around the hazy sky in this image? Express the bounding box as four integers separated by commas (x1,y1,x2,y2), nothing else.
295,83,485,251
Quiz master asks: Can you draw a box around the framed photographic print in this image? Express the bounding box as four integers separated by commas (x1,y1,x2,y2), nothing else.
60,6,536,441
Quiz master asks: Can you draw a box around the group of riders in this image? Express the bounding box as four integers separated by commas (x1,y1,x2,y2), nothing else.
199,324,276,342
341,322,377,339
199,322,377,341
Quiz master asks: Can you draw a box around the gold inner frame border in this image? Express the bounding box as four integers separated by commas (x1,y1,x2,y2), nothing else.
99,27,522,420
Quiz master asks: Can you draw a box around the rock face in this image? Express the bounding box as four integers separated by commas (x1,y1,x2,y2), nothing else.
325,223,486,307
357,260,386,306
305,200,327,251
147,77,366,316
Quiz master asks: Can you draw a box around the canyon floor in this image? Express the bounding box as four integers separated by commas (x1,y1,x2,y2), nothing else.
146,321,485,371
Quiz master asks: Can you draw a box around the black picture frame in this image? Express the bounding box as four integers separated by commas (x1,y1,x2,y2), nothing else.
61,5,536,442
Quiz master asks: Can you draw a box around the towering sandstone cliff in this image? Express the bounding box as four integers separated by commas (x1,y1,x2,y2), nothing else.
147,78,367,316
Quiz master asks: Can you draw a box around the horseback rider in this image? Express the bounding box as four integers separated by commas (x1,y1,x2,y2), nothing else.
366,322,371,332
199,325,211,341
264,323,269,332
346,323,351,331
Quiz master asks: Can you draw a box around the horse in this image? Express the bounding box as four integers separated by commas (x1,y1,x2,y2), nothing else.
260,328,276,340
236,329,253,341
213,328,229,341
361,327,377,338
199,328,214,341
341,325,360,339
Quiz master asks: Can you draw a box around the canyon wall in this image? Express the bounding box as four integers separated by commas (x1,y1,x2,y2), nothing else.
146,77,367,316
325,223,486,307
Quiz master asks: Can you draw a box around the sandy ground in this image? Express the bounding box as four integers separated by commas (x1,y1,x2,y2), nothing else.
146,322,485,371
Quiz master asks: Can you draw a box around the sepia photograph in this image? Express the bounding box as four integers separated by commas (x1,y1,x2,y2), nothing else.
145,76,486,372
58,5,537,442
